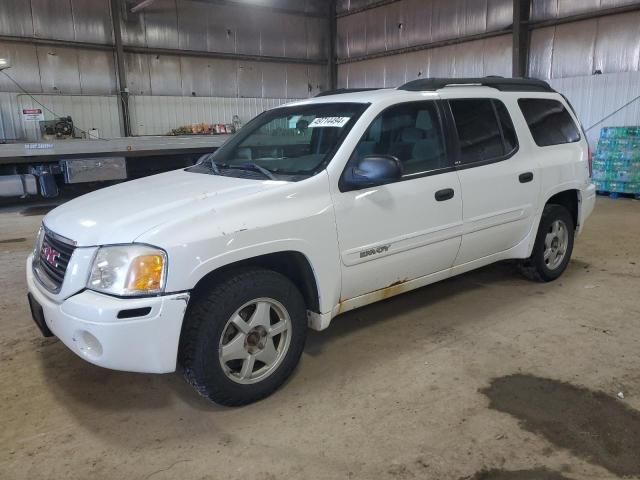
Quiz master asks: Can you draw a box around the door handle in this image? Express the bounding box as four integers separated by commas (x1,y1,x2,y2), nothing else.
435,188,454,202
519,172,534,183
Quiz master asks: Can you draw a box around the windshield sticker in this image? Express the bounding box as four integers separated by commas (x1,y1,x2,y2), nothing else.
308,117,351,128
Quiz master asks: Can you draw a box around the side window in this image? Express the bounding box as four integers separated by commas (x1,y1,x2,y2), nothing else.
518,98,581,147
353,101,448,176
449,99,507,165
494,100,518,154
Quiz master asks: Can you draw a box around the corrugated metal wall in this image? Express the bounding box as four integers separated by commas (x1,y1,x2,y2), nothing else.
551,71,640,148
337,34,513,88
0,92,121,140
337,0,640,86
337,0,513,60
0,0,328,140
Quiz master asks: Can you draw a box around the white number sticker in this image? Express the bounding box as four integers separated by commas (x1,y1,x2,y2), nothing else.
308,117,351,128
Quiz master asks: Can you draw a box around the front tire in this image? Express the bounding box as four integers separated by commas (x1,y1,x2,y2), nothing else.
518,204,575,282
178,268,308,406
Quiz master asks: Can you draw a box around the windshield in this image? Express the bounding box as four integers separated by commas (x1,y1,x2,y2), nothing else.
188,102,369,180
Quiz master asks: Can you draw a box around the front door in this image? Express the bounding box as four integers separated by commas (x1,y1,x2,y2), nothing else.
331,100,463,301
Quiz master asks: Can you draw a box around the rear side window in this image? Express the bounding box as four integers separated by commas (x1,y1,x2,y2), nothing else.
495,101,518,153
518,98,581,147
449,99,517,165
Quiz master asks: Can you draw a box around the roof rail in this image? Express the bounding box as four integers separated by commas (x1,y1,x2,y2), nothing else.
398,77,555,93
315,88,381,97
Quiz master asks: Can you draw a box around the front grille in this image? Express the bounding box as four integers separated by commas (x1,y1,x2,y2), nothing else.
35,228,76,292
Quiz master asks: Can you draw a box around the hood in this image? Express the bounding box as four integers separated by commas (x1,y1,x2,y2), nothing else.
44,169,287,246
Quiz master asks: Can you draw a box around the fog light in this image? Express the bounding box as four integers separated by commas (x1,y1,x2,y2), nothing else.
74,330,103,359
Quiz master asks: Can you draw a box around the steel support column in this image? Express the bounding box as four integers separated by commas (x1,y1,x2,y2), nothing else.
513,0,531,78
110,0,131,137
328,0,338,90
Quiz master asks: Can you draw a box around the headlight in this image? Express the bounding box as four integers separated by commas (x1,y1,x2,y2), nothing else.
87,245,167,297
33,226,45,258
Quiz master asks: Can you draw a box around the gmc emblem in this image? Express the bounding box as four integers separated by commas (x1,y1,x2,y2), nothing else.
41,244,60,268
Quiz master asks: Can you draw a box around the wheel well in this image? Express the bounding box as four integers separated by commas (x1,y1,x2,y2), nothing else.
546,190,579,229
190,251,320,313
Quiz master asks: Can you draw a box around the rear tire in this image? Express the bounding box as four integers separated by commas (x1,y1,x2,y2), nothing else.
178,268,307,406
518,204,574,282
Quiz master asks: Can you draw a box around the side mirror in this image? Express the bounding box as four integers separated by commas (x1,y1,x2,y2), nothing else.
343,155,402,190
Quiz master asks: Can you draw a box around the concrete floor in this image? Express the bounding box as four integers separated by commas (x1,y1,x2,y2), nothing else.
1,197,639,480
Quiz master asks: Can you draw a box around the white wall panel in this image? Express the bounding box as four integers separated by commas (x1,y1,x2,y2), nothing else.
37,46,82,95
209,59,239,98
77,50,117,95
550,71,640,148
0,42,43,94
0,92,22,141
71,0,113,44
487,0,513,31
593,12,640,74
531,0,640,20
305,17,329,59
180,57,215,97
16,94,121,140
31,0,75,42
384,53,408,87
0,0,35,37
529,12,640,79
405,0,433,46
528,27,555,79
144,0,179,49
551,20,596,78
482,35,513,77
149,55,182,96
125,53,152,95
177,0,208,51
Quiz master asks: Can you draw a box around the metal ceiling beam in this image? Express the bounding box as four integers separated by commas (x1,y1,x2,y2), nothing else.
513,0,531,77
0,35,327,65
124,46,327,65
111,0,132,137
328,0,338,89
529,3,640,29
337,29,511,65
130,0,156,13
191,0,330,19
336,0,403,18
0,35,113,51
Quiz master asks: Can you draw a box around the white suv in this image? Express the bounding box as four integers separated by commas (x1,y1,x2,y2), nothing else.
27,78,596,405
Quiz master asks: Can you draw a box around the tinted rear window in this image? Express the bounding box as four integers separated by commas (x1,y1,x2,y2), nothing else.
518,98,581,147
449,99,517,165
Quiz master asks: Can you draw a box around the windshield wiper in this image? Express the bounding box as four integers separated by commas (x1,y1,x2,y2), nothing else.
221,162,276,180
197,153,221,175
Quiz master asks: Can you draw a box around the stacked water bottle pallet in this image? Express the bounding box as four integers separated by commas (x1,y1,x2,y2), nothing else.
593,127,640,199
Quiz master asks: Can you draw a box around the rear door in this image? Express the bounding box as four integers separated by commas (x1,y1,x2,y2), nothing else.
331,100,463,301
444,97,540,265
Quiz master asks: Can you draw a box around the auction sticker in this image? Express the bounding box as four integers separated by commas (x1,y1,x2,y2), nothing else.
309,117,350,128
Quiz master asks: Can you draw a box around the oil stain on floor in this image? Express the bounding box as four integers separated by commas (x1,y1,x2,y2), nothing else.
462,467,570,480
481,374,640,477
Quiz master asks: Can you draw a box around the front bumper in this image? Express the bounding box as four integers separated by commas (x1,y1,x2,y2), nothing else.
27,255,189,373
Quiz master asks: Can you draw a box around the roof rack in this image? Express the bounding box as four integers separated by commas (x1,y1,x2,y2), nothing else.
398,77,555,93
315,88,381,97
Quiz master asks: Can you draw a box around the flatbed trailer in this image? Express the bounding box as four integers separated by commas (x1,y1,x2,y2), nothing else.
0,135,232,198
